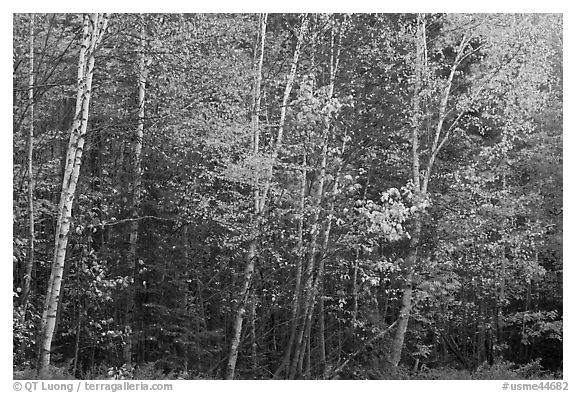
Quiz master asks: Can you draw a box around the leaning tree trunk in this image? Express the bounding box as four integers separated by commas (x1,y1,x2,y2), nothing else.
226,14,308,380
37,13,108,378
21,13,35,314
124,16,148,367
225,13,267,380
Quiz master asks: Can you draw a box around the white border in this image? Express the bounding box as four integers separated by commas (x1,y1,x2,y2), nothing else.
2,4,571,390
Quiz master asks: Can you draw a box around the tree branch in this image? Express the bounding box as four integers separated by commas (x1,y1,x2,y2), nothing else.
328,319,399,379
99,215,176,227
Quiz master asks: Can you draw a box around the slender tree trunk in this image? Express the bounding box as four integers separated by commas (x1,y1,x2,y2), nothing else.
226,241,256,379
289,18,345,379
477,298,486,364
293,154,345,379
225,13,267,380
290,28,333,381
124,16,148,367
523,254,534,360
258,15,308,212
250,293,258,374
290,136,327,378
72,303,82,377
21,13,35,314
318,279,327,378
315,137,348,380
390,223,420,367
251,13,266,163
351,249,359,326
497,246,507,358
296,307,312,377
274,150,307,379
37,13,108,377
226,14,307,380
182,225,197,373
304,333,311,378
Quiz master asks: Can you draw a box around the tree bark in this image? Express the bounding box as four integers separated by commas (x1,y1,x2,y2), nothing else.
38,13,108,378
21,13,35,314
250,293,258,373
225,240,256,379
390,235,418,366
124,15,148,368
304,333,311,378
72,302,82,377
318,278,327,378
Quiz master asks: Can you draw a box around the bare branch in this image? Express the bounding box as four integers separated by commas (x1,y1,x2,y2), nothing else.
99,215,176,227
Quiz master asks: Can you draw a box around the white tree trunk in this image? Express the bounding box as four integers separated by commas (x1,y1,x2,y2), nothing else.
21,13,35,313
390,13,425,368
289,18,344,379
225,13,268,380
390,13,467,367
38,13,108,378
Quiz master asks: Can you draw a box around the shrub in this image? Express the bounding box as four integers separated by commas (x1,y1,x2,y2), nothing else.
14,365,75,380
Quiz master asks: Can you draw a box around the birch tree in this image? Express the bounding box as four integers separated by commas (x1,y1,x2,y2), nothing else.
37,13,109,377
289,15,346,379
225,13,268,380
226,14,308,380
389,13,555,366
20,13,35,315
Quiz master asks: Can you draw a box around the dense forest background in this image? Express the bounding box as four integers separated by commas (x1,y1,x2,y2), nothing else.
12,13,562,380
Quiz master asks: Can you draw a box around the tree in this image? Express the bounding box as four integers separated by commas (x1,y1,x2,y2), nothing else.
12,13,561,380
38,13,109,377
124,14,150,368
226,13,308,380
20,13,35,315
389,13,562,367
